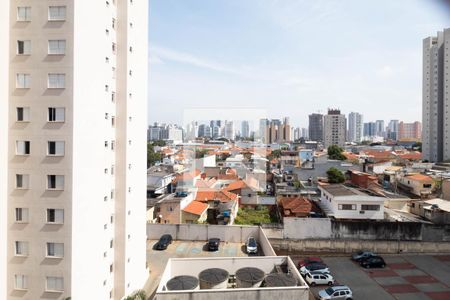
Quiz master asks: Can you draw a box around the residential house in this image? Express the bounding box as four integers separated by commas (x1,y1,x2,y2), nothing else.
147,165,176,197
398,174,435,197
182,201,209,224
349,171,379,189
195,189,239,225
318,184,385,219
156,191,194,224
279,196,313,217
410,198,450,224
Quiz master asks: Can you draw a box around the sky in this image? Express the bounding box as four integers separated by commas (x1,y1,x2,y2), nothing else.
148,0,450,128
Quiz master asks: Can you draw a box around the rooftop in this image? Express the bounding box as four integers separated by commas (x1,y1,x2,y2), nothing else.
319,184,364,197
183,201,209,216
405,174,433,182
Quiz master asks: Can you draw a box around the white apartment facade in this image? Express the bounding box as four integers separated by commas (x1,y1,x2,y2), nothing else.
1,1,148,299
348,112,363,143
323,109,346,148
422,28,450,162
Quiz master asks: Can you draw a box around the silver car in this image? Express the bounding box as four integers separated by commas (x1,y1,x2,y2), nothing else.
318,285,353,300
246,236,258,254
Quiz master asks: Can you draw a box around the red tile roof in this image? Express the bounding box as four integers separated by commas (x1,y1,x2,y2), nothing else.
223,180,248,192
405,174,433,182
195,190,238,203
279,196,312,216
183,201,208,216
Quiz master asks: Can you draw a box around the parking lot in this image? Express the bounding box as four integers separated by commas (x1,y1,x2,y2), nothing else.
144,240,263,297
293,254,450,300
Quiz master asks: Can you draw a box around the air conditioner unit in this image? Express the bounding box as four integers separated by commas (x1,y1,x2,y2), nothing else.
359,210,365,214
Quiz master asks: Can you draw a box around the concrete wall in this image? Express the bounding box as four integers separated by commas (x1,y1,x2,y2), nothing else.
155,288,310,300
147,224,259,243
284,218,332,239
443,180,450,200
270,238,450,254
265,218,450,242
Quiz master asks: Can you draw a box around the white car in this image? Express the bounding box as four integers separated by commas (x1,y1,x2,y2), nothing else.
246,236,258,254
299,263,329,276
304,271,334,286
318,285,353,300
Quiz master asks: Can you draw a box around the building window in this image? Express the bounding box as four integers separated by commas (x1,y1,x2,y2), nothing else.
110,264,113,272
111,141,115,151
112,18,116,29
48,73,65,89
17,7,31,21
46,243,64,258
48,107,65,122
16,73,31,89
48,40,66,55
15,208,29,223
16,107,30,122
14,275,28,290
111,92,115,103
16,174,29,189
48,6,66,21
17,40,31,55
47,209,64,224
46,277,64,292
47,175,64,190
16,141,30,155
47,141,65,156
111,116,115,127
112,43,116,54
338,204,356,210
14,241,28,256
361,205,380,211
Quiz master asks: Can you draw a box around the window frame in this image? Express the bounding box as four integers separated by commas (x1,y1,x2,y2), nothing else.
48,40,66,55
47,73,66,89
17,40,31,55
47,141,65,156
17,7,31,22
47,175,65,191
46,208,64,224
16,107,30,122
48,107,65,122
48,6,66,21
46,276,64,292
46,242,64,258
16,73,31,89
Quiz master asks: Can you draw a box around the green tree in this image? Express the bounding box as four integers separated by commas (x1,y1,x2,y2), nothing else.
327,167,345,183
124,290,147,300
327,145,346,160
147,143,161,167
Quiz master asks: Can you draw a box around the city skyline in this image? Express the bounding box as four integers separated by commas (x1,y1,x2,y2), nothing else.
148,0,450,127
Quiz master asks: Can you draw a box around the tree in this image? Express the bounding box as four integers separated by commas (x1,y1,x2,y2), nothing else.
151,140,166,147
327,145,346,160
124,290,147,300
147,143,161,167
327,167,345,183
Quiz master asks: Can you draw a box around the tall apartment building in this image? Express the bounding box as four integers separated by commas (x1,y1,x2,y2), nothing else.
323,109,346,148
398,121,422,141
241,120,250,138
347,112,363,143
387,120,399,140
375,120,385,137
308,113,324,142
363,122,377,138
423,28,450,162
224,121,235,140
0,1,149,299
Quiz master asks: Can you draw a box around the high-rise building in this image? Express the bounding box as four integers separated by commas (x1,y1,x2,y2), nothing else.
224,121,235,140
241,121,250,138
324,109,346,148
348,112,363,143
282,117,291,142
0,1,148,299
301,128,309,139
363,122,377,138
398,121,422,141
258,119,270,143
375,120,385,137
387,120,399,140
423,28,450,162
308,113,324,142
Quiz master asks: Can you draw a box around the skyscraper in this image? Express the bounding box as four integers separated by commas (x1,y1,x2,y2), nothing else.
324,109,346,148
387,120,399,140
363,122,377,138
423,28,450,162
348,112,363,143
398,121,422,141
241,121,250,138
224,121,235,140
308,113,324,142
0,1,148,299
375,120,385,137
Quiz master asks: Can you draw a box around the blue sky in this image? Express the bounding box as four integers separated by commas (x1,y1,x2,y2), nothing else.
148,0,450,128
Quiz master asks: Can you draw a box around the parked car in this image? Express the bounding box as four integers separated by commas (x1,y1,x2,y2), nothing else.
318,285,353,300
154,234,173,250
351,251,376,262
299,263,329,276
246,236,258,254
360,256,386,269
305,271,334,286
207,238,220,251
298,257,323,268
